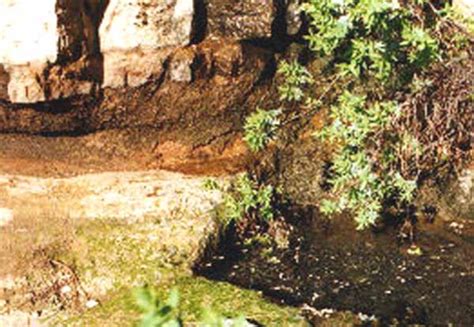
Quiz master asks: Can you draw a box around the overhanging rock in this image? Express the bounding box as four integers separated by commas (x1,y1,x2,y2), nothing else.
0,0,101,104
99,0,194,88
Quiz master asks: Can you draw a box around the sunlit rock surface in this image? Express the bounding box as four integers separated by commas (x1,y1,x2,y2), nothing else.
454,0,474,16
0,0,100,103
0,170,223,222
99,0,194,88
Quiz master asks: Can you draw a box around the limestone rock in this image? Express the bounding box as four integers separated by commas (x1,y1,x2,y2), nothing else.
169,47,197,83
446,168,474,219
99,0,194,88
286,0,303,36
4,64,47,103
454,0,474,16
100,48,172,89
0,0,101,103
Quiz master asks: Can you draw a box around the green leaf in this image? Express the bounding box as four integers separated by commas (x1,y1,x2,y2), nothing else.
166,288,180,309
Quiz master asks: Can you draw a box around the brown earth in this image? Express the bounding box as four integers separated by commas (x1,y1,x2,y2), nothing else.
0,38,283,176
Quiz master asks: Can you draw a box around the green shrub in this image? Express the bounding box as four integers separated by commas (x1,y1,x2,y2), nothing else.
135,288,252,327
243,109,281,152
243,0,472,229
222,175,276,225
134,287,181,327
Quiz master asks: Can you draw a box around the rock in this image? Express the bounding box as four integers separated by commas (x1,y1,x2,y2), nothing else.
206,0,275,40
0,208,13,227
0,65,9,100
453,0,474,16
5,64,47,103
169,47,197,83
286,0,303,36
209,41,245,77
274,136,327,209
0,0,101,103
0,39,271,175
100,48,172,89
0,1,59,66
99,0,194,88
444,168,474,220
0,169,224,225
205,0,303,40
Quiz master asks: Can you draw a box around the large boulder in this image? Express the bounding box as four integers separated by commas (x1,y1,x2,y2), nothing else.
99,0,194,88
0,0,101,103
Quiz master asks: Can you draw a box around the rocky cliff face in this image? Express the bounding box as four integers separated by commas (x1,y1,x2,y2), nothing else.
0,0,304,173
0,0,301,105
0,0,471,176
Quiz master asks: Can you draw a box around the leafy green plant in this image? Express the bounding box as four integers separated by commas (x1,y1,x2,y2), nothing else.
135,288,252,327
300,0,446,228
200,309,250,327
277,60,314,102
243,108,281,152
243,0,472,229
222,174,276,225
134,287,181,327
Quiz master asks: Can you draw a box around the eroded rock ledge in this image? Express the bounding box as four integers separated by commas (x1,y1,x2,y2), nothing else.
0,1,304,171
0,0,301,104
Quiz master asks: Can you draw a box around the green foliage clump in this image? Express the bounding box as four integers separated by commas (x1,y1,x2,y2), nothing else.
302,0,440,84
243,108,281,152
277,60,314,102
134,287,181,327
222,174,276,225
300,0,447,228
135,288,252,327
244,0,472,229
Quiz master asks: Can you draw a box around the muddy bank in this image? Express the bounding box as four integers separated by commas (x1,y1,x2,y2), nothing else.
197,214,474,325
0,127,249,177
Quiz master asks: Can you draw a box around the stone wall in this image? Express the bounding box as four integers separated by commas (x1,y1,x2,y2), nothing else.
0,0,302,104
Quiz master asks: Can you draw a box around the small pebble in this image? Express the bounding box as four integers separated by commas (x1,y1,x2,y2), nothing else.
60,285,72,294
86,299,99,309
0,208,13,227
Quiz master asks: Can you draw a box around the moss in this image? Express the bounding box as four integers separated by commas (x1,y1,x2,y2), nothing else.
53,219,306,326
166,276,306,326
66,277,306,327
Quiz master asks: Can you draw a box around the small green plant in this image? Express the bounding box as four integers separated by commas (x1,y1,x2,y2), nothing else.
135,288,252,327
134,287,181,327
277,60,314,102
222,174,276,225
243,108,281,152
200,309,250,327
202,178,220,191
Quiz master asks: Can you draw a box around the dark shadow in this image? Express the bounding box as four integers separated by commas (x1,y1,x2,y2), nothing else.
191,0,208,44
271,0,290,52
85,0,110,87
